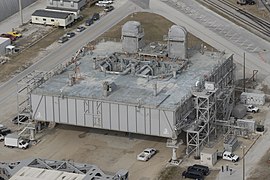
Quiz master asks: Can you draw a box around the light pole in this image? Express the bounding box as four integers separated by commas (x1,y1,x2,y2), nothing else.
19,0,23,25
241,146,246,180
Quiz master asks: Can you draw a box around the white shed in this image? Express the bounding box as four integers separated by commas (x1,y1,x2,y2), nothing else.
0,37,11,55
200,148,218,166
240,92,265,105
31,9,74,28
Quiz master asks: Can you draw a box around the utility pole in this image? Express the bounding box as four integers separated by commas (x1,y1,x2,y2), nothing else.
243,52,246,92
19,0,23,25
241,146,246,180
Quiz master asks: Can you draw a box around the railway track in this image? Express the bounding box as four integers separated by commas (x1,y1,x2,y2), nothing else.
203,0,270,38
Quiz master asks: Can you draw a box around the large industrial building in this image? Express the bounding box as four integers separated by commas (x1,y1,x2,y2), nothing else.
17,21,235,158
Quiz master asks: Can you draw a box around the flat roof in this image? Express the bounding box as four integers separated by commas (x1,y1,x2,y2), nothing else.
46,6,79,12
32,10,71,19
10,166,86,180
33,41,231,111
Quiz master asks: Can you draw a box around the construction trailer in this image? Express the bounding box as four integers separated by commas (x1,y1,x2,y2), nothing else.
31,9,74,28
18,22,235,158
240,92,265,105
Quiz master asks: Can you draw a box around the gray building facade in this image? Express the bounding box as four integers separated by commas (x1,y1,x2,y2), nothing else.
0,0,37,22
47,0,86,10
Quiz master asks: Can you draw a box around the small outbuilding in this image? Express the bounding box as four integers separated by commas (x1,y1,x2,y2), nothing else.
200,148,218,166
31,9,74,28
240,92,265,105
0,37,11,55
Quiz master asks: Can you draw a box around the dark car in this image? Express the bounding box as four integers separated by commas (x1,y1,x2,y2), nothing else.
188,164,210,176
92,13,100,21
66,32,75,38
237,0,255,5
182,169,204,180
0,128,11,136
0,33,16,41
85,18,94,26
76,26,86,32
104,5,114,12
12,115,29,124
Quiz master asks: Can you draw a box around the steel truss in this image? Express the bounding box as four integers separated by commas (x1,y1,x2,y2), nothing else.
0,158,128,180
186,55,235,157
187,89,217,157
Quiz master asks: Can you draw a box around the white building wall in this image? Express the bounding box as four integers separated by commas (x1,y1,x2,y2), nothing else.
31,94,175,138
47,0,86,10
0,37,11,55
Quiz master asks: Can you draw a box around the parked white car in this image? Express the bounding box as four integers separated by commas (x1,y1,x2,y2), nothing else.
137,148,156,161
246,105,259,113
222,151,239,162
95,2,107,7
98,0,113,4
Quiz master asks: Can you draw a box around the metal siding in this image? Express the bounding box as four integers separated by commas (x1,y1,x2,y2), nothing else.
85,100,93,126
128,106,136,132
102,102,110,129
31,94,44,120
68,98,76,125
36,95,46,121
145,108,151,134
76,99,85,126
119,104,128,131
110,103,119,130
160,110,173,138
53,97,60,123
136,107,145,134
0,0,37,22
59,98,68,123
45,96,54,122
150,109,160,136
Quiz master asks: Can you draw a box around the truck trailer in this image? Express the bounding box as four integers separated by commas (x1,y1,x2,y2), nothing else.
4,134,29,149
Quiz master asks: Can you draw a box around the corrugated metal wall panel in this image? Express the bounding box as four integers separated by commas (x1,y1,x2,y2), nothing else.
0,0,37,22
119,104,128,131
136,107,145,134
31,95,174,138
76,99,85,126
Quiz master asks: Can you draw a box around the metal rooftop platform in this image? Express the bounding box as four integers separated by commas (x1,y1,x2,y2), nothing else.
32,41,230,111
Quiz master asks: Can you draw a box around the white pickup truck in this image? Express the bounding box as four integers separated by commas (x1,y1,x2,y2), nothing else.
223,151,239,162
137,148,156,161
246,105,259,113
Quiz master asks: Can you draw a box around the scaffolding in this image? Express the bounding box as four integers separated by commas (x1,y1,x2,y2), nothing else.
186,89,217,157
